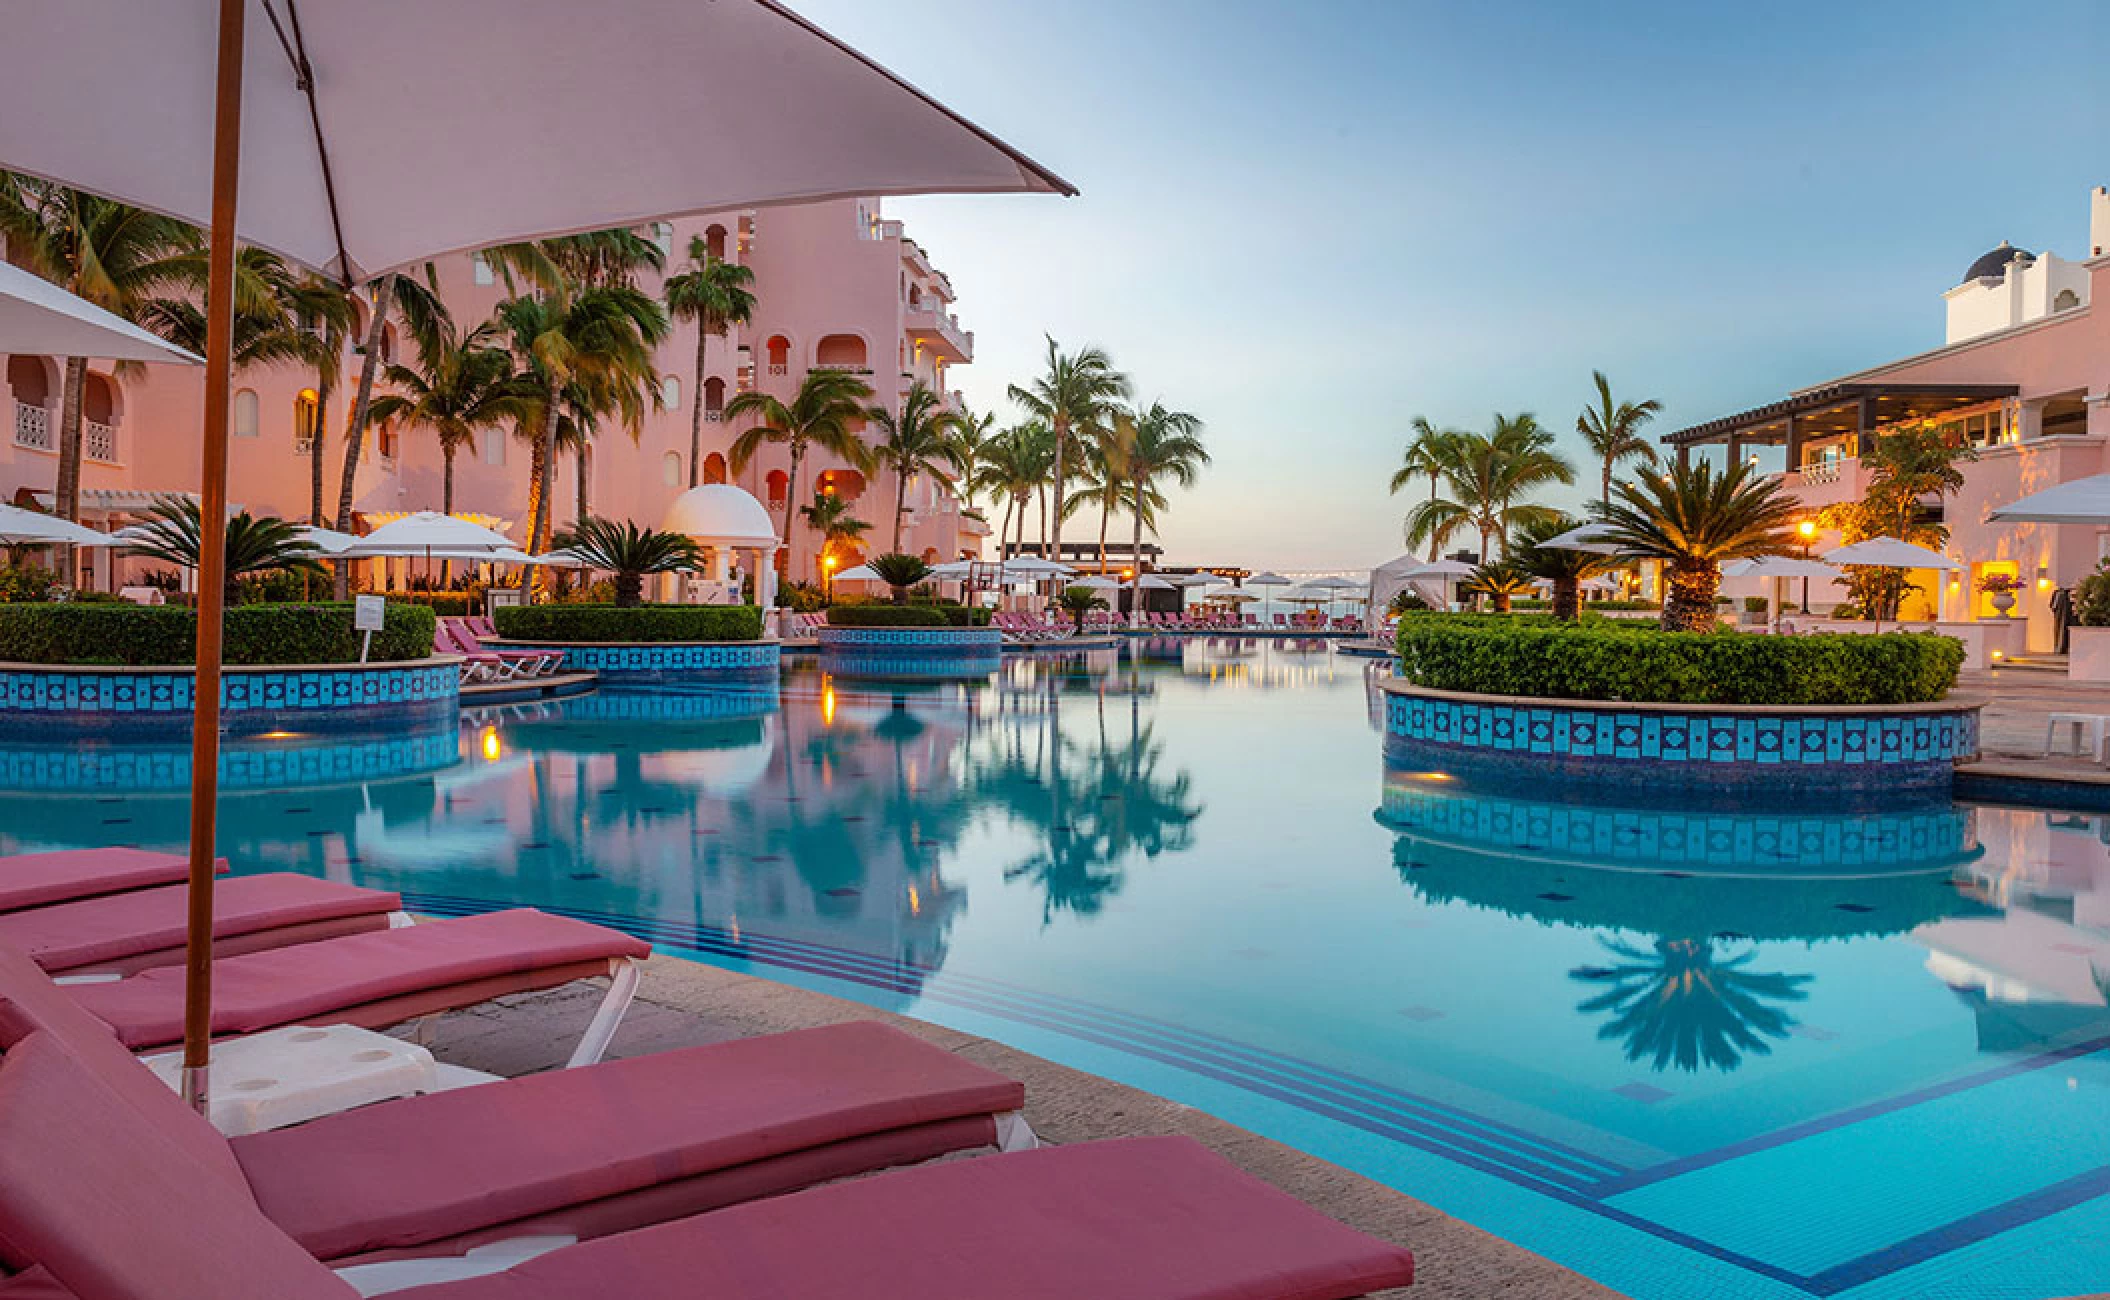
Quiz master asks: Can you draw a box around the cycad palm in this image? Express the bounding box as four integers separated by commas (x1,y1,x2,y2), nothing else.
869,381,965,552
1008,338,1130,563
368,322,529,516
663,237,757,488
123,495,325,603
1598,459,1799,631
1389,418,1464,560
1576,371,1663,505
723,368,875,563
0,176,193,525
552,517,702,607
1107,403,1208,625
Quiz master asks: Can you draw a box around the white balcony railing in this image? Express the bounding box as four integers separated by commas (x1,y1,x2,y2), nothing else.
83,420,117,464
812,360,870,373
1797,457,1850,487
13,402,52,451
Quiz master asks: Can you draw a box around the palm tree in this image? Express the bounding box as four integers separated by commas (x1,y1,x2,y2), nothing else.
1599,458,1800,632
1107,403,1208,626
1460,560,1534,614
867,552,931,604
137,247,319,375
1513,514,1612,621
1008,338,1130,566
1571,936,1811,1074
333,269,449,566
946,407,998,511
971,423,1051,561
0,177,193,528
551,517,701,607
1060,448,1128,573
723,368,875,561
368,321,529,517
122,495,325,602
1576,371,1663,506
1056,584,1107,633
495,279,669,562
277,273,359,525
1389,418,1464,560
799,490,872,569
663,237,757,488
868,381,965,552
1405,414,1573,563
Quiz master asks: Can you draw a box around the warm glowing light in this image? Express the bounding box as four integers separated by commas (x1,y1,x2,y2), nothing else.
2038,578,2053,591
1406,771,1455,783
480,726,502,762
821,682,837,727
1991,650,2005,661
907,886,921,916
257,729,300,741
1797,520,1816,539
823,555,838,570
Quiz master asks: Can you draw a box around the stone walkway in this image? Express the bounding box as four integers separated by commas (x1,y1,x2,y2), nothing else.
418,956,1624,1300
1958,668,2110,784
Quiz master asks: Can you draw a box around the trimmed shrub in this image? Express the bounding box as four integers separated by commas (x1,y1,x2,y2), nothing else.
827,604,949,628
0,601,436,666
391,591,478,618
0,564,58,604
1393,615,1963,706
493,603,762,643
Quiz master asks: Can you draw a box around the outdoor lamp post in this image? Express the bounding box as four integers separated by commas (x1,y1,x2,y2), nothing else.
1797,519,1816,613
823,553,838,600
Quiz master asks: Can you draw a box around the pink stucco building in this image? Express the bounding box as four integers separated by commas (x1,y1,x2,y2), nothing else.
1,196,991,593
1668,186,2110,651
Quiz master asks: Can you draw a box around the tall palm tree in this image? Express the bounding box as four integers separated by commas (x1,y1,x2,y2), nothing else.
0,177,193,528
137,247,319,374
367,321,529,517
1576,371,1663,505
946,406,998,511
1405,414,1573,563
663,237,757,488
973,421,1053,560
1599,458,1800,631
495,279,669,561
1060,447,1126,574
333,269,449,562
724,368,875,561
868,381,965,552
1389,418,1464,560
1107,403,1208,624
1008,338,1130,566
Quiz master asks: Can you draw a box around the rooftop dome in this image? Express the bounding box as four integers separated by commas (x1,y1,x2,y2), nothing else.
1961,241,2032,285
660,484,778,547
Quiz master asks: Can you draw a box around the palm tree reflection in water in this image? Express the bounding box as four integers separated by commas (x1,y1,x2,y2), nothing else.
1570,935,1812,1074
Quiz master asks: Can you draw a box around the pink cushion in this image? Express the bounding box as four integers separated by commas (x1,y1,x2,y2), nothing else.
0,1033,349,1300
404,1137,1415,1300
0,849,228,913
234,1020,1023,1260
66,909,648,1050
0,875,398,973
0,948,249,1204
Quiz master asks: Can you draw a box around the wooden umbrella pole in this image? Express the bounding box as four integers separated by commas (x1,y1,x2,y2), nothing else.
181,0,248,1113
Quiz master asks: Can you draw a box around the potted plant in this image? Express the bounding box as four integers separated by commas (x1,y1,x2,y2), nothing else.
2070,565,2110,681
1979,571,2021,618
1740,595,1769,626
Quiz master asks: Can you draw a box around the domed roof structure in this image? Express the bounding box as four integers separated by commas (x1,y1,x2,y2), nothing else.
1961,241,2032,285
660,484,778,546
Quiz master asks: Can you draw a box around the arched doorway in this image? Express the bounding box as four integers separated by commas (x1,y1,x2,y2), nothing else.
703,376,725,421
6,356,54,451
704,224,728,261
703,452,728,485
765,335,790,376
765,470,788,510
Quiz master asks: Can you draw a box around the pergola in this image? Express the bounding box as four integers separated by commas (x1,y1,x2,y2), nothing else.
1661,382,2018,467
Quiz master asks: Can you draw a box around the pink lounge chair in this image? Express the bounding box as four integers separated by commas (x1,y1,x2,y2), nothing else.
0,874,403,978
0,958,1035,1277
0,1020,1416,1300
47,908,649,1067
0,847,228,914
445,620,564,680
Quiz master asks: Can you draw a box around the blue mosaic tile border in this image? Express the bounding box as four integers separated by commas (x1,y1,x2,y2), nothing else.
818,651,1003,682
0,724,461,792
557,686,781,722
1382,689,1977,792
515,640,779,685
0,662,458,720
816,626,1004,657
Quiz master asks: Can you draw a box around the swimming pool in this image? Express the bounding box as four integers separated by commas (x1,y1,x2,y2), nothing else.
5,639,2107,1300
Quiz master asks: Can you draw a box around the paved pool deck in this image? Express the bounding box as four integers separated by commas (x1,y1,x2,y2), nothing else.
1957,668,2110,791
418,954,1625,1300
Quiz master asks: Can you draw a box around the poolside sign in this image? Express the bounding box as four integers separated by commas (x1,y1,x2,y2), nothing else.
354,596,385,662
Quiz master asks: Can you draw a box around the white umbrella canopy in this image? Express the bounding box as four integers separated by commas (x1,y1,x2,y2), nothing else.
1823,537,1961,571
926,559,978,578
1405,559,1478,579
0,0,1073,283
293,525,362,556
832,564,885,583
1722,556,1843,580
0,502,118,547
1133,574,1179,591
1070,575,1125,591
1299,575,1364,591
1001,556,1075,577
1538,522,1624,555
1986,475,2110,526
345,511,517,557
1246,571,1293,587
0,258,203,364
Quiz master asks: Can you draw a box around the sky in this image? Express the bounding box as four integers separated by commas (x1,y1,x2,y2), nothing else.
794,0,2107,571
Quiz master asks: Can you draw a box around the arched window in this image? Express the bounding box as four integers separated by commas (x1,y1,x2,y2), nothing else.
293,389,320,452
232,389,259,438
661,375,680,409
472,252,495,286
662,451,682,488
814,468,866,502
765,335,790,375
81,374,116,424
703,452,728,485
2054,288,2082,312
814,334,866,371
703,376,725,420
765,470,788,508
704,224,728,261
6,355,51,407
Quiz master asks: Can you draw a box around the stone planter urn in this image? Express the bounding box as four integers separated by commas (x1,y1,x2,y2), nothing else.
1990,591,2017,617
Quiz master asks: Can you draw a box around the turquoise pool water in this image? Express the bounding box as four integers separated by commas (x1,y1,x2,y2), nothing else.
5,639,2108,1300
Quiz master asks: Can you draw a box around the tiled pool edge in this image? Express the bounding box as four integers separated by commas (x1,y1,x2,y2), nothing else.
0,657,460,733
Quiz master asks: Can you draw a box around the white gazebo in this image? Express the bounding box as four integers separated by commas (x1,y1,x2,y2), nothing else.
662,484,780,608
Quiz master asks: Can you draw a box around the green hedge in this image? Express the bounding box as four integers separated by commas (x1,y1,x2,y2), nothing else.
493,603,762,643
0,602,436,666
1394,616,1963,705
390,591,478,617
827,605,949,628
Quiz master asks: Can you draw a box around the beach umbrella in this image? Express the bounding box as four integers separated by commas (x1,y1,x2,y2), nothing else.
1538,522,1624,555
0,502,118,548
346,511,516,557
1247,571,1292,586
1721,556,1843,579
1070,575,1125,590
0,258,203,365
294,525,362,556
832,564,885,583
1406,559,1478,578
1986,475,2110,526
1823,537,1960,570
0,0,1072,1109
1001,556,1075,577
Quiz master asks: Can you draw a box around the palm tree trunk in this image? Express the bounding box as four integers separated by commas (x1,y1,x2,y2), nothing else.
997,495,1015,560
575,442,590,524
309,372,332,526
1662,559,1720,633
336,277,395,599
688,329,707,489
442,445,456,517
1037,487,1048,558
55,356,85,584
892,464,908,554
1426,473,1439,560
1128,482,1145,628
1050,415,1067,562
535,379,559,551
1097,503,1109,573
784,444,805,578
1601,460,1613,508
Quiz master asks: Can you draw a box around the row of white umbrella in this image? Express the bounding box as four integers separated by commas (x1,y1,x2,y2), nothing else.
0,505,589,568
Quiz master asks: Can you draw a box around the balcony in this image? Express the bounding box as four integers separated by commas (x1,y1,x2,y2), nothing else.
1779,456,1871,512
83,420,117,465
958,511,992,538
905,303,972,363
811,359,872,374
13,402,51,452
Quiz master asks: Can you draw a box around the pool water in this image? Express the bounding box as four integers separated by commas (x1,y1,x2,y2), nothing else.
6,639,2109,1300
